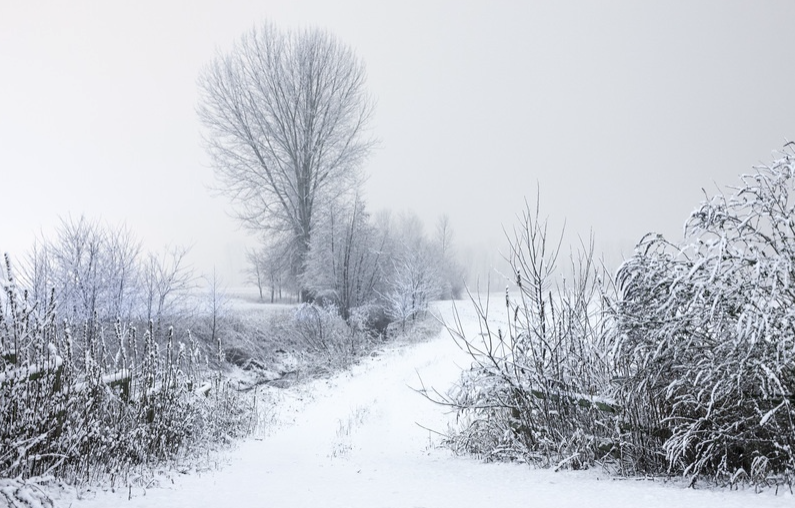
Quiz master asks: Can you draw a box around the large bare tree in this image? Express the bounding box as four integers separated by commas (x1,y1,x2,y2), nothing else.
197,23,374,299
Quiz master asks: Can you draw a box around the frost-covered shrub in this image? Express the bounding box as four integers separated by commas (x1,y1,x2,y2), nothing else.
613,144,795,482
441,204,619,469
285,303,371,368
444,145,795,485
383,253,440,330
348,303,391,339
0,255,255,485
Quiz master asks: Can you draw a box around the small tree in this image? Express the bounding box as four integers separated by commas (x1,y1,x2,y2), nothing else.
245,239,293,303
383,255,437,327
205,267,228,344
141,245,194,323
434,214,466,300
244,247,266,302
381,212,441,327
303,198,386,319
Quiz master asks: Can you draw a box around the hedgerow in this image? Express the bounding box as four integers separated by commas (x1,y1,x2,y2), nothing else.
0,254,255,486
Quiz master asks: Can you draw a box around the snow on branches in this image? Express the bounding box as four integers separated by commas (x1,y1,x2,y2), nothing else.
614,143,795,481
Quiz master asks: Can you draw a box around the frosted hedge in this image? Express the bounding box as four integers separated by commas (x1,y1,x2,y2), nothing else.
445,144,795,486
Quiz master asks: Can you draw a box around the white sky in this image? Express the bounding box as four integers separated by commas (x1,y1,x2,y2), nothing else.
2,1,795,285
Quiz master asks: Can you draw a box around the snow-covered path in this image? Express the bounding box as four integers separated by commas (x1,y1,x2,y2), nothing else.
70,302,793,507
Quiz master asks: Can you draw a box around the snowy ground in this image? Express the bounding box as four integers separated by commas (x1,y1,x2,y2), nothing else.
62,300,793,508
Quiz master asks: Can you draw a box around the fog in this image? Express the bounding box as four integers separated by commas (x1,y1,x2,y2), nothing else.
2,1,795,285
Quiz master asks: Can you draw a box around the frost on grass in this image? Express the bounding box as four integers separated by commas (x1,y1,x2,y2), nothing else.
0,254,256,491
330,404,372,459
0,478,59,508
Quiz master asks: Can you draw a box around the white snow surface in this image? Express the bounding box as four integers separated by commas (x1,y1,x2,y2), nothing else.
65,301,793,508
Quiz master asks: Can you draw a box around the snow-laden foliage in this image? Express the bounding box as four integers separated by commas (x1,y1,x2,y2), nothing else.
441,203,621,469
0,477,60,508
290,303,367,366
0,255,255,485
380,212,443,329
446,145,795,486
613,144,795,482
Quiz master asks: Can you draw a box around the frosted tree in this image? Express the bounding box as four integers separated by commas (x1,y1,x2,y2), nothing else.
197,22,375,300
302,197,386,319
141,245,194,323
434,214,466,299
244,247,267,302
381,213,441,327
23,216,141,324
245,237,296,303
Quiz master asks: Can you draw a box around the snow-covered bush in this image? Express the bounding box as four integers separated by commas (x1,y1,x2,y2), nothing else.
0,255,255,485
286,303,372,369
613,144,795,482
348,303,391,337
441,203,619,468
437,145,795,485
383,254,439,329
381,213,442,329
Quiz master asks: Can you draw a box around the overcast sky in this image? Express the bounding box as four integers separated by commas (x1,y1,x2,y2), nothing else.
2,1,795,285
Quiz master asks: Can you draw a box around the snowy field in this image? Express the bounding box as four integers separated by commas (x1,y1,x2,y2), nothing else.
61,300,793,508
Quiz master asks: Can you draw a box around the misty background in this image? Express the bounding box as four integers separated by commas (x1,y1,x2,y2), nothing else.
2,1,795,285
